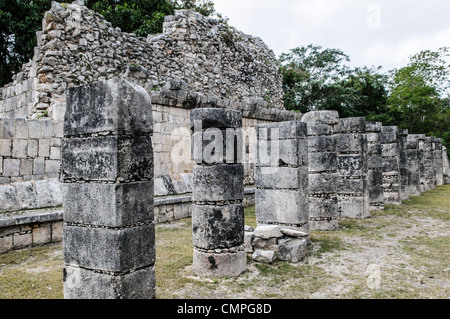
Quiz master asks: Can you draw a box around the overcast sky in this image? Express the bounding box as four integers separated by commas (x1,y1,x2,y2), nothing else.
212,0,450,71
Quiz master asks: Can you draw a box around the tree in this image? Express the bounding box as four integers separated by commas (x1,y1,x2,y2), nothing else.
279,44,389,119
387,47,450,150
0,0,220,86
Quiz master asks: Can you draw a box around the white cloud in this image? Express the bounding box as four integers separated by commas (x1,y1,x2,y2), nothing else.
212,0,450,69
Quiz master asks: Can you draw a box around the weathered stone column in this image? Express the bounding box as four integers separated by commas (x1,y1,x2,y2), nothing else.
403,134,422,197
417,134,427,192
253,121,309,263
301,111,339,230
443,146,450,184
433,138,444,186
422,137,436,191
336,117,370,218
381,126,402,205
366,122,384,210
190,108,246,278
62,78,155,299
398,129,410,201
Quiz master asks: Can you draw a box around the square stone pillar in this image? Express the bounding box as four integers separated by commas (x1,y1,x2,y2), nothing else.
366,122,384,210
336,117,370,218
433,138,444,186
381,126,401,205
404,134,422,197
443,146,450,184
190,108,246,278
253,121,309,263
301,111,339,230
422,137,436,191
62,78,155,299
398,129,410,201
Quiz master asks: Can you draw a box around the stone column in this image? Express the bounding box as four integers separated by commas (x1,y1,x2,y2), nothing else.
62,78,155,299
380,126,401,205
398,129,410,201
301,111,339,230
403,134,422,197
443,146,450,184
433,138,444,186
336,117,370,219
422,137,436,191
366,122,384,210
253,121,309,263
190,108,246,278
417,134,427,192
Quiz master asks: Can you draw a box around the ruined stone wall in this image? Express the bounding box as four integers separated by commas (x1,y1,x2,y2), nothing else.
0,1,284,120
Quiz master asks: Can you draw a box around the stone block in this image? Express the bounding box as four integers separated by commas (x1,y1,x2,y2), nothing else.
0,185,19,212
63,223,155,273
382,143,399,157
308,196,338,219
308,172,338,194
256,139,300,167
256,121,307,141
255,189,309,225
277,238,308,263
338,195,370,218
41,120,54,138
193,250,246,277
337,155,366,177
301,110,339,125
12,139,28,158
244,231,254,253
28,120,42,139
34,179,55,208
65,78,153,136
190,108,242,131
15,119,29,139
27,140,39,157
0,139,12,157
63,182,154,227
45,159,60,174
252,237,278,250
192,203,244,250
337,133,365,153
307,135,336,153
0,119,15,139
380,126,398,144
39,139,50,157
61,136,154,182
252,249,276,264
337,177,366,194
32,223,52,245
33,157,46,175
255,166,308,190
3,159,20,177
337,117,366,133
192,164,243,202
308,152,337,172
253,225,283,239
20,159,33,176
64,265,155,299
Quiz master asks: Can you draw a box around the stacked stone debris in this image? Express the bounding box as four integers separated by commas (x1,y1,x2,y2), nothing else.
365,122,384,210
251,121,309,264
336,117,370,219
190,108,246,278
380,126,402,205
301,111,339,230
403,134,422,197
398,129,410,201
416,134,427,192
62,78,156,299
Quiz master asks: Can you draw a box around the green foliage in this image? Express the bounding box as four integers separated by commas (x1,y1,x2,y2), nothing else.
387,47,450,151
279,44,389,119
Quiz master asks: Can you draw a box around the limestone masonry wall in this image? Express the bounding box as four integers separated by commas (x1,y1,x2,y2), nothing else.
0,1,284,120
